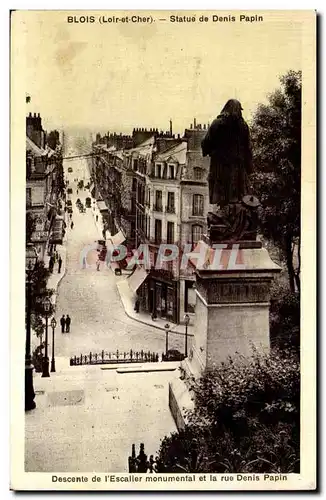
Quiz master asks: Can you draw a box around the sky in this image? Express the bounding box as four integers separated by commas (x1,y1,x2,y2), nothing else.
15,10,305,136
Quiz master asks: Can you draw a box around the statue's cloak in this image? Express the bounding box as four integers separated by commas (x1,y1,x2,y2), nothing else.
201,114,253,206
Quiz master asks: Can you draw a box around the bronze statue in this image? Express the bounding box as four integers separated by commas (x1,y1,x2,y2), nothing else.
202,99,253,207
202,100,259,243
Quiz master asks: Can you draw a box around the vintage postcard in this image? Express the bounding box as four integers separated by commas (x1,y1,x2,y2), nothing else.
10,10,316,491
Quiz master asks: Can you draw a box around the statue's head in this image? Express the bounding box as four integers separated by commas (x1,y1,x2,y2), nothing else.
221,99,243,118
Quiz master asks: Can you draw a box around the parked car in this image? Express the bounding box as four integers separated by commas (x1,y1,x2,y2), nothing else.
85,197,91,208
76,198,81,205
67,188,73,194
68,167,73,173
162,349,185,362
66,200,72,207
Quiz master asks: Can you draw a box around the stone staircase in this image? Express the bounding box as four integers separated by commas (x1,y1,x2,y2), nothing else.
26,358,179,473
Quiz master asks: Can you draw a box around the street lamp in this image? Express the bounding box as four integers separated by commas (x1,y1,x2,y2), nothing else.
50,317,57,373
41,297,51,378
25,244,38,411
164,323,170,356
184,314,190,358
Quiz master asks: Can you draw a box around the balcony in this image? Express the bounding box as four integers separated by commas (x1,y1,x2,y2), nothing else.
166,206,176,214
153,205,163,213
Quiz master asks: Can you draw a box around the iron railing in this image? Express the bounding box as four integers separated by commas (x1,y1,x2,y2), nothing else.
70,349,160,366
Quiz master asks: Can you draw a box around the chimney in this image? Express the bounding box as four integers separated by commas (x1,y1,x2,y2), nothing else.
190,124,193,129
169,119,173,136
194,118,197,129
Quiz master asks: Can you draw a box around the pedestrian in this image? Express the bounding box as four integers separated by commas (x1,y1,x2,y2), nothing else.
71,221,74,229
70,213,72,219
96,259,100,271
96,215,98,222
65,315,71,333
77,189,78,194
60,315,66,333
49,256,54,273
58,255,63,273
134,299,140,313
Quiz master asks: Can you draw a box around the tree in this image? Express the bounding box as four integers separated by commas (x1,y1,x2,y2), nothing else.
250,70,301,292
26,261,54,341
46,130,60,151
155,351,300,473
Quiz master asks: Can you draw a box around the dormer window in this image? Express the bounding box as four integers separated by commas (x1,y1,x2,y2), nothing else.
156,163,162,178
168,164,175,179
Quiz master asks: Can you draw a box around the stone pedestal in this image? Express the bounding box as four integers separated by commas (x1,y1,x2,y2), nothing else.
188,240,281,374
169,239,281,429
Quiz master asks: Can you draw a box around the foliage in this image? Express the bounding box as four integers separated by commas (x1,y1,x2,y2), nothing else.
46,130,60,151
250,70,301,292
156,350,300,473
26,261,54,338
270,281,300,352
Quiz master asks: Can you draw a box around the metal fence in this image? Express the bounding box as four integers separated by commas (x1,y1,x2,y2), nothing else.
70,349,160,366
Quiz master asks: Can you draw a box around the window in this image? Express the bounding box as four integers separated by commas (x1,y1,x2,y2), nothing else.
192,224,203,244
31,186,45,206
192,194,204,216
146,188,151,206
155,219,162,244
167,192,175,213
168,164,175,179
155,164,162,178
133,159,138,171
194,168,203,180
26,188,32,208
155,190,163,211
167,221,175,244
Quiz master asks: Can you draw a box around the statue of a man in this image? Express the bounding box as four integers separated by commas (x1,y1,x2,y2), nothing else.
201,99,253,208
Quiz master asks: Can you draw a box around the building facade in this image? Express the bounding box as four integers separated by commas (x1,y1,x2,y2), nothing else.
92,120,210,324
26,113,64,261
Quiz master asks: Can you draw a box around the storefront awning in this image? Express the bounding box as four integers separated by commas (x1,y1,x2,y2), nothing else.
50,218,64,244
97,201,108,212
127,265,148,293
110,230,126,246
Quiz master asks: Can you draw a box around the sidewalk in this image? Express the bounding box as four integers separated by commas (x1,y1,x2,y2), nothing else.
116,279,194,337
31,217,68,350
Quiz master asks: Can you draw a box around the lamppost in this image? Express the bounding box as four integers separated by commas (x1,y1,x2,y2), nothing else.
184,313,190,358
25,244,38,411
41,297,51,378
164,323,170,356
50,317,57,373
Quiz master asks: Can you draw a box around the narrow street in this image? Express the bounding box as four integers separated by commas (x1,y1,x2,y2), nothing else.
55,154,181,359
